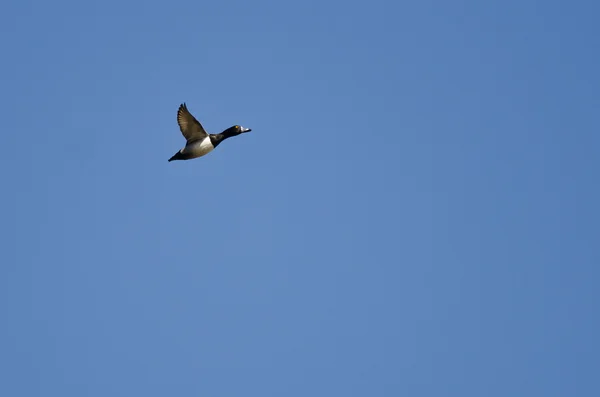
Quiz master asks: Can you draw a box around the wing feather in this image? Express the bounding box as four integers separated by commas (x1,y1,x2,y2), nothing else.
177,103,208,142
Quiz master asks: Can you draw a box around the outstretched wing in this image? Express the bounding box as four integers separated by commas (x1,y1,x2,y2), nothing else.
177,103,208,142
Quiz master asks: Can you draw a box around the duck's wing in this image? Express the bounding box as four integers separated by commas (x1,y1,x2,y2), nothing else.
177,103,208,142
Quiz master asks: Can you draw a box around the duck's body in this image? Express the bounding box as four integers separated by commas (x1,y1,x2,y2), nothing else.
168,103,251,162
169,135,215,161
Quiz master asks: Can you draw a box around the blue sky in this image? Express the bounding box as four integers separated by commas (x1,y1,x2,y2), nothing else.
1,0,599,395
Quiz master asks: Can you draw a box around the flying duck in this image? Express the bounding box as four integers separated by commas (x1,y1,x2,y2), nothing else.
168,103,251,162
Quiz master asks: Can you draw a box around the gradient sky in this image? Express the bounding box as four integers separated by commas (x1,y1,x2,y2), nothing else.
1,0,599,396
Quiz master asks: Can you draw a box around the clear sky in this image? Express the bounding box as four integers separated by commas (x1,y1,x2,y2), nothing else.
1,0,599,396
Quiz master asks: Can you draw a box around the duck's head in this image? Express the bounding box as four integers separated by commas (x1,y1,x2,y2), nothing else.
233,125,251,133
221,124,252,137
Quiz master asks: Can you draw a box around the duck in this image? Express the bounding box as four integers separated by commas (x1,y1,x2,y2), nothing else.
168,103,251,162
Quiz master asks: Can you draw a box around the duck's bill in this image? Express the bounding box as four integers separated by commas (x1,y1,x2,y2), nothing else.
242,127,252,133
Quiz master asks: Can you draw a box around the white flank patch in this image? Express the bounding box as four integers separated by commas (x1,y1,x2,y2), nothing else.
184,136,214,158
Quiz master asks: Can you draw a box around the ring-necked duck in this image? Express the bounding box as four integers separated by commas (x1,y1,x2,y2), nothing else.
168,103,251,162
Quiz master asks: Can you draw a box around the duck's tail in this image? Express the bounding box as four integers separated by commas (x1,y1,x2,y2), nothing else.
168,151,184,162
